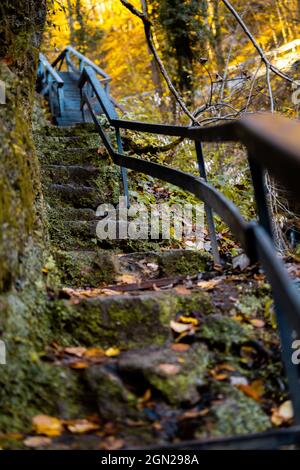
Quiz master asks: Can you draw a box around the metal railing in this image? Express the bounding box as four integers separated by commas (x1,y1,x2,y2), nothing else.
39,49,300,449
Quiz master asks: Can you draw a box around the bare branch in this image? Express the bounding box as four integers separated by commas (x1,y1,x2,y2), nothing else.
222,0,296,85
119,0,198,124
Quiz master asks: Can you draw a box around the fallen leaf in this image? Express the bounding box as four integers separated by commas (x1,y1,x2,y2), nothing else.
24,436,52,448
140,388,151,403
250,319,265,328
271,400,294,426
100,436,125,450
32,415,63,437
170,320,193,334
174,285,191,295
66,419,100,434
105,347,120,357
64,347,87,357
157,363,181,375
84,347,105,358
69,360,89,369
197,279,222,290
117,274,138,285
171,343,190,352
178,316,198,326
237,381,264,402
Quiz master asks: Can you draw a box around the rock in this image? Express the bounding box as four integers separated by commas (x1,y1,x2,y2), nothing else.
196,384,271,438
200,314,251,350
85,365,138,421
118,344,210,405
53,290,212,348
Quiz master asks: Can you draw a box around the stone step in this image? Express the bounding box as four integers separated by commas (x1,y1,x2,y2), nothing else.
47,207,98,221
34,134,101,150
45,178,119,209
37,147,109,166
42,165,100,187
34,123,97,137
48,219,166,251
54,289,212,348
54,249,212,287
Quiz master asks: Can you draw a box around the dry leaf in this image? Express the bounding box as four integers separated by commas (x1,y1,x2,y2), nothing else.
174,285,191,295
171,343,190,352
105,347,120,357
67,419,100,434
117,274,138,285
178,316,198,326
179,408,209,420
84,347,105,358
157,363,181,375
32,415,63,437
237,381,264,402
69,360,89,369
271,400,294,426
24,436,52,448
250,319,265,328
64,347,87,357
197,279,222,290
170,320,193,334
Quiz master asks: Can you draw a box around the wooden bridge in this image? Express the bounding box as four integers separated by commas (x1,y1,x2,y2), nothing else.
37,45,300,449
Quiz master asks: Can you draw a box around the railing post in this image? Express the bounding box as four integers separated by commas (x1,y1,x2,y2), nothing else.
115,127,130,208
195,141,221,265
248,153,273,239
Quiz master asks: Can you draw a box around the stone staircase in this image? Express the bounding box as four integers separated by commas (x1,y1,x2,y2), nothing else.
29,123,279,449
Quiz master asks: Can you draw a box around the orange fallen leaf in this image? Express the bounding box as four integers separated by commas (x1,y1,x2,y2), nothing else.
157,363,181,375
67,419,100,434
84,347,105,358
171,343,190,352
24,436,52,448
237,381,264,402
69,360,89,369
32,415,63,437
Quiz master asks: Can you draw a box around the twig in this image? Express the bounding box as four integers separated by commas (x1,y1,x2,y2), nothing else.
222,0,296,85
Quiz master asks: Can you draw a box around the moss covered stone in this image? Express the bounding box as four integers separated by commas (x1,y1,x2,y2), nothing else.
119,344,210,405
51,290,212,348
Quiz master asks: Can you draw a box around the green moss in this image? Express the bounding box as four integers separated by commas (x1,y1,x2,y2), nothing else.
54,249,119,287
51,290,212,348
206,384,271,437
159,250,212,277
200,314,251,350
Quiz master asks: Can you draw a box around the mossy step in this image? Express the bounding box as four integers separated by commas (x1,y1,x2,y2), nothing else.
37,147,108,166
54,248,212,288
42,165,100,187
53,290,212,348
48,207,98,221
34,123,96,137
45,182,119,209
48,219,165,251
34,134,101,149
